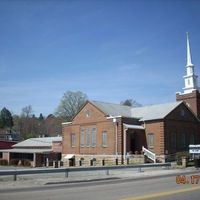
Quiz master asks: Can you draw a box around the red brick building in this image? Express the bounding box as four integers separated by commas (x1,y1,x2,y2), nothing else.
62,101,144,166
62,100,199,165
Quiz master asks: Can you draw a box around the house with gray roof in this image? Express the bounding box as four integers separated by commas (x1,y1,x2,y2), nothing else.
0,136,62,167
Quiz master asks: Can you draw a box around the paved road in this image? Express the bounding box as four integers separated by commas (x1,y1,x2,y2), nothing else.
1,173,200,200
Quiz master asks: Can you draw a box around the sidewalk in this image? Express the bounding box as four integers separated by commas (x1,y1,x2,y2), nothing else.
0,166,199,191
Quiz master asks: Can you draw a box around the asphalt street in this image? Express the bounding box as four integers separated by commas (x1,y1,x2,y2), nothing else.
1,172,200,200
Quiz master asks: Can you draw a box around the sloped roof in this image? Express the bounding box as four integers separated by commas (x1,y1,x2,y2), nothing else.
131,101,183,121
90,100,183,121
0,148,52,153
91,101,132,118
13,136,62,148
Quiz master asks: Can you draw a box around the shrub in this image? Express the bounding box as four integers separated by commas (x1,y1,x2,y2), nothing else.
10,159,19,166
187,160,194,167
0,159,8,165
21,160,31,167
176,151,190,166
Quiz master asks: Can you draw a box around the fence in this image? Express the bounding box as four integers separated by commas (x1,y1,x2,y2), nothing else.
0,163,171,181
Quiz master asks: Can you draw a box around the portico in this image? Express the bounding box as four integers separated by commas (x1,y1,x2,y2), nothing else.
123,123,146,161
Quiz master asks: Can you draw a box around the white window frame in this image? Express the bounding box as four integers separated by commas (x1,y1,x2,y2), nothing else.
86,128,90,147
102,131,107,147
91,128,96,147
71,133,76,147
148,133,154,148
80,128,85,147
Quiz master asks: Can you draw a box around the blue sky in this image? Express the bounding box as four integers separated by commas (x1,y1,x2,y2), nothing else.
0,0,200,116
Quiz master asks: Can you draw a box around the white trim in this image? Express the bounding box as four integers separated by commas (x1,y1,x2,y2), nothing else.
62,122,72,125
106,115,122,119
115,120,118,156
142,146,156,163
64,154,75,159
123,128,127,161
123,123,145,130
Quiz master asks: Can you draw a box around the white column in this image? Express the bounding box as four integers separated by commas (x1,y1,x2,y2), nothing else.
33,153,36,167
123,128,127,162
46,158,49,167
113,118,118,157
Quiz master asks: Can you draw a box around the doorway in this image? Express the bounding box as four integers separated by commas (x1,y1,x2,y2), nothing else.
69,157,75,166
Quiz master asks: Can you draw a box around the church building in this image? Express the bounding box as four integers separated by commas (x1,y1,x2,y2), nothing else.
62,34,200,166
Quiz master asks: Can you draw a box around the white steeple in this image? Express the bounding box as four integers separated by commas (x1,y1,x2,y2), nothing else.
186,32,193,66
183,33,199,94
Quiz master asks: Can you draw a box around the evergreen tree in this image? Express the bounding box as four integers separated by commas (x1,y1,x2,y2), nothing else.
0,107,14,128
0,115,3,128
38,113,44,121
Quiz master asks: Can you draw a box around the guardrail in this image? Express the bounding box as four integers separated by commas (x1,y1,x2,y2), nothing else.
0,163,171,181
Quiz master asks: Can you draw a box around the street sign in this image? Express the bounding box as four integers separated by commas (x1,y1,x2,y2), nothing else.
189,145,200,154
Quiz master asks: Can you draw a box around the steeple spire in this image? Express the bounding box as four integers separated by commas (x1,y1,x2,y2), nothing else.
176,33,200,119
182,32,198,94
186,32,193,66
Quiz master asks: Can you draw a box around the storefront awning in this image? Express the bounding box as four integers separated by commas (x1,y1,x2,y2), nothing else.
64,154,75,159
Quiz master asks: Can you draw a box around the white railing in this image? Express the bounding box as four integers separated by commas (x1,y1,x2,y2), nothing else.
142,146,156,163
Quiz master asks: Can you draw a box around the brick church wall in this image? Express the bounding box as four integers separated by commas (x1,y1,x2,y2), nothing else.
176,90,200,119
62,102,116,156
144,120,164,156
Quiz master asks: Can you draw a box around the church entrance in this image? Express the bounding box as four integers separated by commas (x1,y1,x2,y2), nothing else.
130,136,135,154
127,131,136,154
125,127,146,155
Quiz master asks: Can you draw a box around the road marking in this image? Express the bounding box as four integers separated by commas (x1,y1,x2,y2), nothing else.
121,185,200,200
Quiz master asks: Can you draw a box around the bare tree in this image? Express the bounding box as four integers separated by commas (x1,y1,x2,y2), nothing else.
21,105,33,118
55,91,88,120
